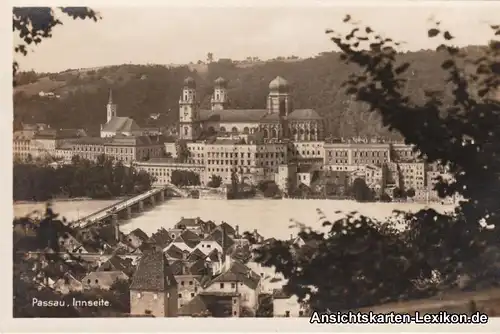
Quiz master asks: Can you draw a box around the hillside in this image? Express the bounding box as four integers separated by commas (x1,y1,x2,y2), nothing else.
12,47,487,138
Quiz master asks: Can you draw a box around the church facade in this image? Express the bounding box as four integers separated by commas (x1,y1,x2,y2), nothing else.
178,76,324,142
100,90,143,138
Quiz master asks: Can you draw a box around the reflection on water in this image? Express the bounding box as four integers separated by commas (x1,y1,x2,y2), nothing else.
13,199,451,240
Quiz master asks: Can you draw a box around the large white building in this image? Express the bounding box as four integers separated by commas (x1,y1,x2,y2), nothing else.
178,76,325,142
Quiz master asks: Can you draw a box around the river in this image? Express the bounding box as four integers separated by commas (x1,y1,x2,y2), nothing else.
13,199,455,240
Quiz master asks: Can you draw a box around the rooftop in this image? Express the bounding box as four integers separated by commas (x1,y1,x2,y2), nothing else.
129,250,177,292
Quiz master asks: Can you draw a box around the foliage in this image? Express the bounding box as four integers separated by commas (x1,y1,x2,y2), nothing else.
256,294,273,317
175,140,190,163
207,174,222,188
13,7,100,85
254,17,500,312
170,169,200,187
257,180,281,198
406,188,416,198
16,37,495,136
13,155,153,201
349,177,374,202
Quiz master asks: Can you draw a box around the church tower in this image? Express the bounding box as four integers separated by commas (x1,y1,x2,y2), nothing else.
211,77,228,111
267,76,292,116
106,89,117,123
179,77,200,140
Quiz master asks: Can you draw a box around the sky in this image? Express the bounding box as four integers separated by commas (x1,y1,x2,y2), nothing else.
13,1,500,73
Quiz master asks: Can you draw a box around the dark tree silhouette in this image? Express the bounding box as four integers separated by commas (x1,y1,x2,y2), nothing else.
207,174,222,188
254,17,500,312
13,7,100,85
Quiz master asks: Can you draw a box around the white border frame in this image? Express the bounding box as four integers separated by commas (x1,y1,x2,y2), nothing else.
3,0,500,333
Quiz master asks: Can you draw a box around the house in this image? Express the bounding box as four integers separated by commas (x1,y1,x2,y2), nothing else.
174,217,203,230
272,289,306,317
178,292,241,317
246,261,287,294
165,244,186,260
129,249,178,317
169,259,209,309
215,222,236,237
193,234,223,255
96,255,135,277
208,227,235,254
82,271,129,290
163,230,201,253
149,228,173,249
125,228,149,249
202,256,261,314
57,232,83,253
187,248,207,262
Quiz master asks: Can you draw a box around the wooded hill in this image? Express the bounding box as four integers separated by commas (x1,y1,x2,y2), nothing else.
13,46,489,138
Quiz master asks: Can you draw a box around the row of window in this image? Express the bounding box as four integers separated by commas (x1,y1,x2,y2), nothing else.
208,159,284,167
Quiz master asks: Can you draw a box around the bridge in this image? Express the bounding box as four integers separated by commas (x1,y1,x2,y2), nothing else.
74,184,189,229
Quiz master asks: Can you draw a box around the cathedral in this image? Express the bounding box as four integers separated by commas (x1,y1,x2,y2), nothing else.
178,76,324,142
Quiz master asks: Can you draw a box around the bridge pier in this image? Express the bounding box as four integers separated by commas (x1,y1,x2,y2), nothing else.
111,214,118,226
159,190,165,202
150,195,156,206
138,200,144,212
125,206,132,219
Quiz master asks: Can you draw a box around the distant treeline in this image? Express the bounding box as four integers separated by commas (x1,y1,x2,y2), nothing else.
14,47,490,137
13,155,154,202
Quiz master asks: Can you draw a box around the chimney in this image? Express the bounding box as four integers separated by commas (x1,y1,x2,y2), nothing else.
235,225,239,237
114,221,120,242
290,234,293,241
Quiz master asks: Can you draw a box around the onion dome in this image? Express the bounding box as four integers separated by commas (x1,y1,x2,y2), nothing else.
183,77,196,89
214,77,228,88
269,76,289,92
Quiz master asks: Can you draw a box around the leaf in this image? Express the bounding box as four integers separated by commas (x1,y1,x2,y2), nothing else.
343,14,351,23
443,31,454,40
365,27,373,33
428,28,440,38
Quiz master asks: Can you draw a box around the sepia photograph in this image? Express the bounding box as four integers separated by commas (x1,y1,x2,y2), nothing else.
9,0,500,327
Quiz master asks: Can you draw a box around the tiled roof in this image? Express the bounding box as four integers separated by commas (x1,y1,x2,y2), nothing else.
175,217,200,228
101,116,141,133
208,260,260,290
288,109,323,121
149,228,173,249
128,228,149,242
73,137,108,145
169,259,207,276
187,248,206,262
165,244,184,259
129,251,177,291
98,255,129,272
260,113,281,122
199,109,267,123
217,222,236,236
106,135,157,146
199,220,217,234
173,230,201,249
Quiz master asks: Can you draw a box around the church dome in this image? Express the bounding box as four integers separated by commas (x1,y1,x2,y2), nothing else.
269,76,289,92
183,77,196,89
214,77,227,88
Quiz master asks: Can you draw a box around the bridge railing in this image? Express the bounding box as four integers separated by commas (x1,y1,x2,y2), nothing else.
77,186,169,225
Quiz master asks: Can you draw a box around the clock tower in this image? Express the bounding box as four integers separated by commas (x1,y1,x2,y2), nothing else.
178,77,200,140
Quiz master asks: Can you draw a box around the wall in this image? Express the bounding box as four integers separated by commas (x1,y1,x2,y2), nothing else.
130,290,167,317
203,281,258,311
273,295,305,317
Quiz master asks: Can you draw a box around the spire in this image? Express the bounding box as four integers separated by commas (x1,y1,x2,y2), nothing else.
108,89,114,104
